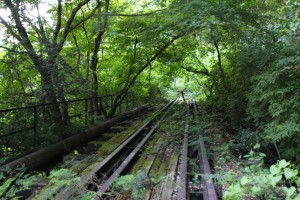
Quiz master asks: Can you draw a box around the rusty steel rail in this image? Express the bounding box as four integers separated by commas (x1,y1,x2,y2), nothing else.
55,99,177,199
95,116,164,199
176,102,189,200
198,136,218,200
94,99,177,199
193,102,218,200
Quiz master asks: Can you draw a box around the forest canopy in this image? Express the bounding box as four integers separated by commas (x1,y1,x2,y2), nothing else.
0,0,299,162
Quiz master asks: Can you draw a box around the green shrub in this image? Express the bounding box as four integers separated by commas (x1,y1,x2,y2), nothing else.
223,145,300,200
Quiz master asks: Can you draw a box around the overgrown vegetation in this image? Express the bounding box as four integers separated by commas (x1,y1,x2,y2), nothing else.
0,165,36,199
0,0,299,199
111,170,166,199
33,168,96,200
0,165,95,199
111,102,187,199
212,144,300,199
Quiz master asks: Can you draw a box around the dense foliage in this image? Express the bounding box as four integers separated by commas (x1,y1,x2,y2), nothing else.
0,0,299,166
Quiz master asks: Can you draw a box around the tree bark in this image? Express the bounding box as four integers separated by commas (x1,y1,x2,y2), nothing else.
40,69,63,125
1,0,100,126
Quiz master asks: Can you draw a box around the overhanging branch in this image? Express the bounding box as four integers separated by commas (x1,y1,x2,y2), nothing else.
58,0,100,52
0,46,27,54
181,66,210,76
109,33,186,116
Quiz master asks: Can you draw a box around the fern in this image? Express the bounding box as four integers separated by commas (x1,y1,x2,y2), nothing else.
112,171,166,199
33,168,93,200
0,165,36,199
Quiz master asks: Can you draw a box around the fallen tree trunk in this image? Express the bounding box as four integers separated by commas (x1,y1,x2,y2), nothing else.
0,104,150,177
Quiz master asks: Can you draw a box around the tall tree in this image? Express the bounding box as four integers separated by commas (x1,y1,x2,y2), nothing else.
0,0,100,124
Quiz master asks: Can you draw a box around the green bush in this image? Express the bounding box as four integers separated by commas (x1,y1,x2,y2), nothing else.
223,145,300,200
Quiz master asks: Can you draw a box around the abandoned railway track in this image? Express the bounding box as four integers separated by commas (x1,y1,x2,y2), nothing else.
93,100,177,199
51,99,177,199
1,98,219,200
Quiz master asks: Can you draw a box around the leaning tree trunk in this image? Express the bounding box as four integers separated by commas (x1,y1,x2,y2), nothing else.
88,0,110,120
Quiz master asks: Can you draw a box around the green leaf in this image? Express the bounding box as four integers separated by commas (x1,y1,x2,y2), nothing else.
269,174,282,187
296,177,300,186
225,174,234,182
291,194,300,200
270,165,281,175
240,176,251,185
283,186,296,197
253,143,260,149
224,183,244,199
259,153,266,157
251,186,262,193
284,168,298,179
278,160,290,169
0,178,15,194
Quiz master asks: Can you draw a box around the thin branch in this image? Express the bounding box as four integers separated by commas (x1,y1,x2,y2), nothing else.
90,0,109,70
211,27,227,91
57,55,87,83
125,37,138,84
68,3,101,33
3,0,41,67
0,16,22,41
71,33,81,70
181,66,210,76
58,0,99,52
81,20,90,45
111,33,186,115
194,55,210,74
35,0,51,50
53,0,62,41
0,46,27,54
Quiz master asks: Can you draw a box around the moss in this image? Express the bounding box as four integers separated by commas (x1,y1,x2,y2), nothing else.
149,146,169,177
31,116,151,198
77,120,148,176
132,103,187,177
32,103,190,198
71,161,90,174
132,130,162,173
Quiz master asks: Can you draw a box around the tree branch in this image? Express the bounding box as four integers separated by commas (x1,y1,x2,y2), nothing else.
35,1,51,51
3,0,41,68
68,2,101,34
125,37,138,84
0,16,22,41
194,55,210,74
53,0,62,41
211,27,227,91
110,33,186,116
57,0,99,52
0,46,27,54
71,33,81,70
181,66,210,76
90,0,109,71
